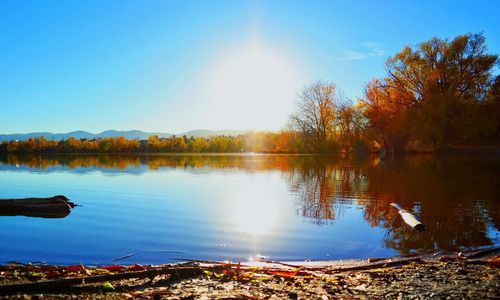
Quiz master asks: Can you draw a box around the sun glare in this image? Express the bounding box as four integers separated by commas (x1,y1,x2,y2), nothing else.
198,38,306,131
229,184,281,236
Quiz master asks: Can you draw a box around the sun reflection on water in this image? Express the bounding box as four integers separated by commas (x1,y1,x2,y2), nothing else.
229,186,281,236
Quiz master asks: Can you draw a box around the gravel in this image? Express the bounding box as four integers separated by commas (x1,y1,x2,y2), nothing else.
1,259,498,299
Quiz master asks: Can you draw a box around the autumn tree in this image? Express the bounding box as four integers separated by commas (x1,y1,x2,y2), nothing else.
364,33,498,151
488,75,500,103
337,101,369,153
147,135,162,152
289,81,339,152
362,79,416,151
395,33,496,145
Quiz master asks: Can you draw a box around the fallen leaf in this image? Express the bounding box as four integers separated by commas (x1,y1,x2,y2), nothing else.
269,270,298,278
102,281,115,291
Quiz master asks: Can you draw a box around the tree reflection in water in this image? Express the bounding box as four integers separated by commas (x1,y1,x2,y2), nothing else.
1,153,498,253
361,156,499,253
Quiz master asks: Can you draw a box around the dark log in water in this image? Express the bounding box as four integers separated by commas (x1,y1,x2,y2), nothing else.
390,203,425,231
0,195,75,218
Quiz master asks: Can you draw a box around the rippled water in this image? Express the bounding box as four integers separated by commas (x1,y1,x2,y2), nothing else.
0,154,498,265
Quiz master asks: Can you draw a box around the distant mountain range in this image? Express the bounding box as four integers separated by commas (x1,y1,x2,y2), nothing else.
0,129,251,142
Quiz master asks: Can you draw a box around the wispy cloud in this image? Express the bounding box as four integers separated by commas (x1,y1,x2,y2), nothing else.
361,42,385,56
343,51,367,61
341,42,385,61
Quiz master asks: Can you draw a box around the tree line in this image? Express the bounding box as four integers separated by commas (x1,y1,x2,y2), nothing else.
0,133,304,154
0,135,242,154
1,33,498,154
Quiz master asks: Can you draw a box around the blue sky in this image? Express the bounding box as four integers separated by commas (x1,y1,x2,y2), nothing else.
1,0,499,134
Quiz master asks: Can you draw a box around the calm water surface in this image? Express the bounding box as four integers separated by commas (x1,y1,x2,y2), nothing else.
0,154,498,265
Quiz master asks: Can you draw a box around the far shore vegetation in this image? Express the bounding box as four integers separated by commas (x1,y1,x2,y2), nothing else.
2,33,499,155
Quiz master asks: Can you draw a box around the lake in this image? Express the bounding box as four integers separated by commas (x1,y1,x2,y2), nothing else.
0,154,498,265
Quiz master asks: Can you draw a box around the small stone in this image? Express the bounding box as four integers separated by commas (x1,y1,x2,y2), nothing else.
456,268,467,275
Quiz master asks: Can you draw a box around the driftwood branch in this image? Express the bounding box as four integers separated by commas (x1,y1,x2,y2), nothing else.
322,256,423,273
463,246,500,259
112,253,136,262
0,266,223,295
254,259,305,269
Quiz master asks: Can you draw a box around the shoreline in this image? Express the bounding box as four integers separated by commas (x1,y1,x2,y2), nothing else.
2,147,500,156
1,248,498,299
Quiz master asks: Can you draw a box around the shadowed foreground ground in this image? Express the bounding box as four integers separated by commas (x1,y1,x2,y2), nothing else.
0,249,498,299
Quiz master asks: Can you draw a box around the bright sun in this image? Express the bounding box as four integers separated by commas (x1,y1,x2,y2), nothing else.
198,38,306,131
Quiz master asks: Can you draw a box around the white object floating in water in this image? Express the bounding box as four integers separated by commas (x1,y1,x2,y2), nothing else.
390,203,425,231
